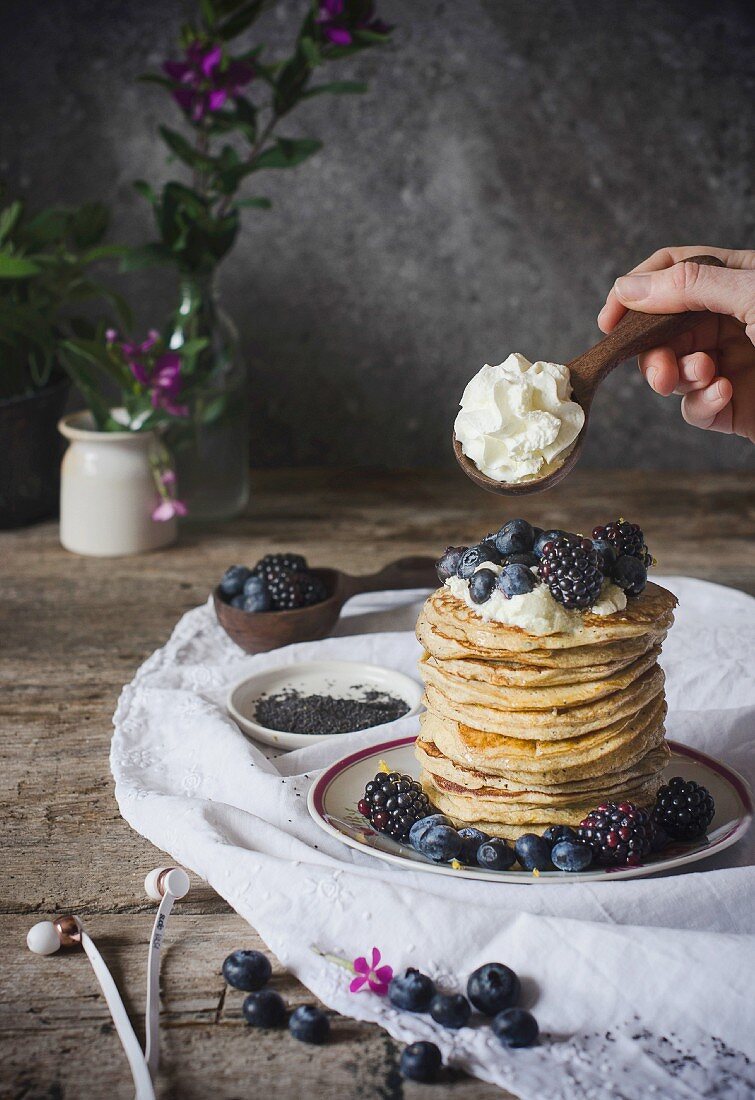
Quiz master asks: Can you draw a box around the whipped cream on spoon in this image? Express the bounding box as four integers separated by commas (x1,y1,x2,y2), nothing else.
453,254,724,496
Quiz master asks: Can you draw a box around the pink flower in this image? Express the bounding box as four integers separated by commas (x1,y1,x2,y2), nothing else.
349,947,393,996
163,41,254,122
152,498,188,522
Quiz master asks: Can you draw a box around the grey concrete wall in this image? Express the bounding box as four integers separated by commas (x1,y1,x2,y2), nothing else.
2,0,753,470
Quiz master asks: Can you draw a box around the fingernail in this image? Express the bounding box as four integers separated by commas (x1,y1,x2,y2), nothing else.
614,273,652,301
647,366,660,389
704,382,723,402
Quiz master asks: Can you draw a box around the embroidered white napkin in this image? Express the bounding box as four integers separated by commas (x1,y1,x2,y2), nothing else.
111,577,755,1100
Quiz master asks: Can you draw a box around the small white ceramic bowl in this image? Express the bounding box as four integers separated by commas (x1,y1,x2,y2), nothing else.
226,660,423,750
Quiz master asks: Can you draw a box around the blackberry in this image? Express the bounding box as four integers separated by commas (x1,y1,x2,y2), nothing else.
253,553,308,582
593,521,652,567
358,771,432,843
652,777,715,841
613,555,648,597
578,801,653,866
537,534,603,611
300,572,328,607
266,569,308,610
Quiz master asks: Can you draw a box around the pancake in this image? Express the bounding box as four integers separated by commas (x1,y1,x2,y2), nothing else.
415,739,671,797
418,695,667,783
419,646,660,711
422,769,664,829
422,644,659,688
422,663,665,740
416,581,676,659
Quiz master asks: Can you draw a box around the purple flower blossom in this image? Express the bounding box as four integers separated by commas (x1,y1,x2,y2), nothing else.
152,498,188,522
349,947,393,996
163,41,254,122
316,0,392,46
110,331,190,419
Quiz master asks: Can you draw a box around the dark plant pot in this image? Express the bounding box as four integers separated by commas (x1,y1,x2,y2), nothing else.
0,378,71,529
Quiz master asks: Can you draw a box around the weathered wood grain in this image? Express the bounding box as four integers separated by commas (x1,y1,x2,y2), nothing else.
1,468,753,1099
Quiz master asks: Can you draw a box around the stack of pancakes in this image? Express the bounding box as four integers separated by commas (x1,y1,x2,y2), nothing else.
415,581,677,840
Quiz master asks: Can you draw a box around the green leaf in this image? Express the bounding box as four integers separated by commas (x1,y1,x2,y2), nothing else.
252,138,323,170
299,36,322,66
22,207,71,246
0,200,23,245
0,249,41,278
199,0,217,28
235,197,272,209
79,244,128,263
133,180,158,205
159,126,216,171
139,73,179,90
302,80,368,97
119,243,174,272
71,202,109,248
216,0,267,40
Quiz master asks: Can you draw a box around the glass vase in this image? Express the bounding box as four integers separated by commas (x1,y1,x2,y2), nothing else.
166,274,250,521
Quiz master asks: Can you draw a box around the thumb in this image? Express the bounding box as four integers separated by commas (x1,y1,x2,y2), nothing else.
614,262,755,327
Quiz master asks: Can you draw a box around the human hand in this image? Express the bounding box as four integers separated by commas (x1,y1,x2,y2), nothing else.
597,246,755,441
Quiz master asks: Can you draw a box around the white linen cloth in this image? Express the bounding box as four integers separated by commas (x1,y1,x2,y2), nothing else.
111,577,755,1099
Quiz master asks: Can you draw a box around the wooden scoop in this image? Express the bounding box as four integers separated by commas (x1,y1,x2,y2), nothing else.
214,555,438,654
453,254,725,495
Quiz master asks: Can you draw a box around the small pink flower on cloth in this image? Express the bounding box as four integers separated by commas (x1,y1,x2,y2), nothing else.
349,947,393,996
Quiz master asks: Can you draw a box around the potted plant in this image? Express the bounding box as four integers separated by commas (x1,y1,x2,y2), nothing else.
125,0,394,520
0,193,125,527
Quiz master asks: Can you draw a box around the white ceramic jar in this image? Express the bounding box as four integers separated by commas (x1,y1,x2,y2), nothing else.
58,411,176,557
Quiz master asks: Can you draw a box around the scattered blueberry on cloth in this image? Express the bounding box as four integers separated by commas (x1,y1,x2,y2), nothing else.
112,579,755,1100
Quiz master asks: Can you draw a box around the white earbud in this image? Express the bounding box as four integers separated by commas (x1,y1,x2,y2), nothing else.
27,915,81,955
144,866,190,902
26,866,190,1100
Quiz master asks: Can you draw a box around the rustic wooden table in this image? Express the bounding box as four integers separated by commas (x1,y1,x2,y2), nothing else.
2,468,753,1099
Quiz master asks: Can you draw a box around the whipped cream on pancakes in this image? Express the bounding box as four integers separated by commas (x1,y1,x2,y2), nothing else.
446,562,626,634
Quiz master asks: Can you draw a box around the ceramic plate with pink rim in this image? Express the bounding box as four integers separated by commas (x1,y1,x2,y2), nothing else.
307,736,752,883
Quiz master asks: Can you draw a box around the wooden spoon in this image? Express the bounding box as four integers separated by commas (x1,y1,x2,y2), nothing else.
214,556,438,654
453,254,725,495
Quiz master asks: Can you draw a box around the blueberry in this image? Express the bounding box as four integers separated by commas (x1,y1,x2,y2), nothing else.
612,554,648,596
409,814,452,851
389,968,436,1012
417,823,463,863
400,1041,442,1083
497,563,539,599
492,1007,539,1048
241,574,273,612
592,538,618,575
230,594,246,608
469,567,497,604
457,827,489,864
476,838,516,871
288,1004,330,1044
457,543,502,578
222,949,272,992
515,833,553,871
429,992,471,1029
551,839,593,872
542,825,577,846
467,963,520,1016
493,519,535,556
436,545,468,583
533,529,567,558
502,551,540,567
219,565,252,598
242,989,287,1028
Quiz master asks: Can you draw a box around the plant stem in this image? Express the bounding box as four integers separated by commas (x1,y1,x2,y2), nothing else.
215,111,278,218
